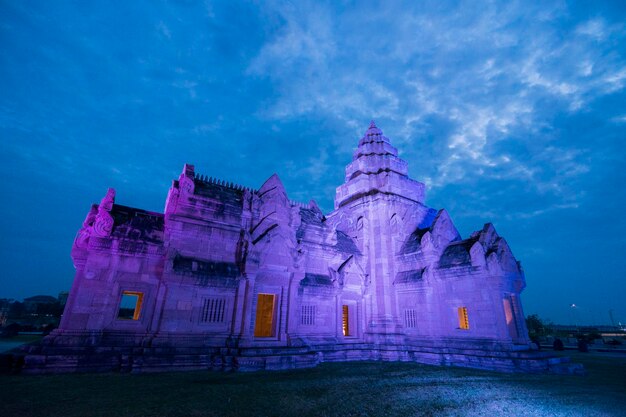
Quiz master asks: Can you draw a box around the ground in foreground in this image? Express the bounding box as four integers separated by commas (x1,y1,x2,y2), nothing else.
0,352,624,417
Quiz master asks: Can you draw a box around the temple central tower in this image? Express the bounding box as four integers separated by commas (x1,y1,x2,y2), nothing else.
333,121,428,342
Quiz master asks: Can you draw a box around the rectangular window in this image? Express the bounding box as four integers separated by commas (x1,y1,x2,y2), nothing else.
404,309,417,328
201,298,226,323
458,306,469,330
118,291,144,320
254,293,276,337
342,305,350,336
301,305,315,325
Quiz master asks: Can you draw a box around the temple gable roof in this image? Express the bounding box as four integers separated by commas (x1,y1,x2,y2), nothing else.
438,238,477,268
394,269,425,284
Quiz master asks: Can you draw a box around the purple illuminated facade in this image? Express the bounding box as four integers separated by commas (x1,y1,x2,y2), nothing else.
25,122,578,373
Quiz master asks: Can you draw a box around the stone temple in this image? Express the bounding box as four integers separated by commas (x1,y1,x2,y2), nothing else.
25,122,579,373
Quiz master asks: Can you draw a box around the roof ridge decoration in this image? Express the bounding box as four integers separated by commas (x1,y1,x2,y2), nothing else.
178,163,195,196
93,188,115,237
365,119,382,136
358,118,390,146
258,173,287,199
193,172,256,193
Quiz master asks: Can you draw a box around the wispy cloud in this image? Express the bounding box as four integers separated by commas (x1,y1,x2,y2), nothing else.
506,203,580,220
576,18,608,41
243,1,624,215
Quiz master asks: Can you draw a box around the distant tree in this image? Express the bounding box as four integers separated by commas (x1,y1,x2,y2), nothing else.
1,323,21,337
36,301,63,317
41,323,57,335
0,298,12,309
553,338,564,351
8,301,25,319
526,314,547,338
587,332,601,341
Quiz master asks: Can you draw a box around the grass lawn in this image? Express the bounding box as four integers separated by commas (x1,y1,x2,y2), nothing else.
1,352,625,417
0,335,43,354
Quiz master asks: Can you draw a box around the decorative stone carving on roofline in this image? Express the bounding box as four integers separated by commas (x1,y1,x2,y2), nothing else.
92,188,115,237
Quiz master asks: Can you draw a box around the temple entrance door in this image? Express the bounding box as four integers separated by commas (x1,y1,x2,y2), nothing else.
342,305,350,336
254,293,275,337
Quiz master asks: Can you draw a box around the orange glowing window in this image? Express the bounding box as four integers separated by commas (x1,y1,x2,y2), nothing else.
458,307,469,330
254,294,275,337
503,296,519,339
118,291,144,320
342,305,350,336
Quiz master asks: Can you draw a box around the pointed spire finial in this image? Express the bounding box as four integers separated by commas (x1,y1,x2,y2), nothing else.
364,119,383,137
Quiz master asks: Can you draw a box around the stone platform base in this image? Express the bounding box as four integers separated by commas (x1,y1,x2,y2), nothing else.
17,331,585,376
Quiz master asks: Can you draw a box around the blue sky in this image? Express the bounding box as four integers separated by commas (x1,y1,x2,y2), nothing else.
1,1,625,325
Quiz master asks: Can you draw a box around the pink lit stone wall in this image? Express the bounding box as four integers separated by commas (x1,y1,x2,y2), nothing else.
27,122,549,373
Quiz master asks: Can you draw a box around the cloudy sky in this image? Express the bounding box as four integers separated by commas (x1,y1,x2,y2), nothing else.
1,1,625,325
